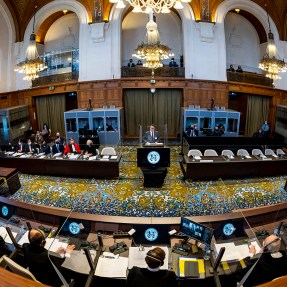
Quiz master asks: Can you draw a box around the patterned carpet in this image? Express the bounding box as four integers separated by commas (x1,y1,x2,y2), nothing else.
9,146,287,217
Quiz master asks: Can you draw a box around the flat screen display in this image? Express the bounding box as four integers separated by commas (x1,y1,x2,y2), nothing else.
132,224,170,245
137,147,170,168
213,219,246,241
180,217,213,247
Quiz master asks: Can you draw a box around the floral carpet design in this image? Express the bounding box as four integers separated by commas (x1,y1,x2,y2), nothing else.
10,146,287,217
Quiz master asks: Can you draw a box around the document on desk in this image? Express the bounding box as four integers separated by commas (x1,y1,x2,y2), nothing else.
128,246,169,270
45,238,68,258
95,256,128,278
214,241,261,262
0,227,17,244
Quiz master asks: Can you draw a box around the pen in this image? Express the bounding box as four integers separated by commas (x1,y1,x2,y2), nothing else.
103,256,116,259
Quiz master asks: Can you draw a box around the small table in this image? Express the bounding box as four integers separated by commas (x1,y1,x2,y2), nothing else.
0,167,21,195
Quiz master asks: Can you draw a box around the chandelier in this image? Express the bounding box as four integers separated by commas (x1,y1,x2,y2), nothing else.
132,12,174,69
15,1,47,81
110,0,191,14
258,3,287,80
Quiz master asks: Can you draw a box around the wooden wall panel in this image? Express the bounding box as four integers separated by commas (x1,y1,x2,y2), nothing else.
1,78,287,134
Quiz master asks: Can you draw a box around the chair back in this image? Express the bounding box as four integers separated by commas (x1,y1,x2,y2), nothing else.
204,149,218,156
221,150,234,156
265,149,275,156
237,149,249,156
2,255,39,282
187,149,203,157
252,149,263,156
101,147,116,156
277,149,286,156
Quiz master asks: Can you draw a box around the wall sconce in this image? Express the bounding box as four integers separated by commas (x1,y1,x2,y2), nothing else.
235,8,240,13
63,9,68,14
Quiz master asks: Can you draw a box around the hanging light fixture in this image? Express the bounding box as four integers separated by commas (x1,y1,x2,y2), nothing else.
258,3,287,80
110,0,191,14
132,12,174,69
15,0,47,81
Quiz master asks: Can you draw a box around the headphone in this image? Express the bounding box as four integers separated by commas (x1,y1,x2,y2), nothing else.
263,236,281,253
146,251,164,266
28,229,46,246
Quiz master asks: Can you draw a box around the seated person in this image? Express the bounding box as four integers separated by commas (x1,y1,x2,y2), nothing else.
7,141,15,152
52,139,64,154
126,247,177,287
25,125,35,139
55,132,65,145
16,139,24,153
24,139,37,154
39,140,51,154
236,65,243,72
64,138,81,155
261,120,270,136
35,131,44,146
218,124,225,135
137,60,143,66
169,58,178,67
186,125,198,137
228,64,235,72
106,123,114,131
211,126,222,136
237,234,287,287
253,128,264,138
83,139,97,157
23,229,75,287
128,59,135,67
143,124,160,145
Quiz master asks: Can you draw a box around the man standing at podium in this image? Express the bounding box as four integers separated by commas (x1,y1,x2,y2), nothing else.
144,124,160,145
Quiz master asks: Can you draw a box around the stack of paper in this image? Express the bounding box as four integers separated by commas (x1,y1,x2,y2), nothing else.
95,256,128,278
214,241,261,262
0,227,17,244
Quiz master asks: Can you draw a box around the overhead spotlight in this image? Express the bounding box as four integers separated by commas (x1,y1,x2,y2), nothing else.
235,8,240,13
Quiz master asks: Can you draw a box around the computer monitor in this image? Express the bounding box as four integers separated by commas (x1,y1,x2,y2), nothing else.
137,147,170,168
179,217,213,247
213,219,246,241
132,224,170,245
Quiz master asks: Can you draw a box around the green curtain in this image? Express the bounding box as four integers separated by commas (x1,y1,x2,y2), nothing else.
35,94,66,137
124,89,182,137
245,95,270,136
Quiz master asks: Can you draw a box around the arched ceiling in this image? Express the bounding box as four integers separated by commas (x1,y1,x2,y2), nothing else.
2,0,287,42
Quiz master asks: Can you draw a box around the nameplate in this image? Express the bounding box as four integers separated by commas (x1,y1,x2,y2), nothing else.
262,157,272,161
199,160,213,163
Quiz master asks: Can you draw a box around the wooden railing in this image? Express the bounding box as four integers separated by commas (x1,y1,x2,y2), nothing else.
32,71,79,87
227,71,273,87
121,66,185,78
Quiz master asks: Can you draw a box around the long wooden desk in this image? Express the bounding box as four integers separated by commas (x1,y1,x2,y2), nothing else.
181,154,287,180
0,167,21,195
0,153,121,178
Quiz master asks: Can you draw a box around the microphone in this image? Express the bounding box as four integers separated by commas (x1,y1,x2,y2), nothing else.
274,221,284,236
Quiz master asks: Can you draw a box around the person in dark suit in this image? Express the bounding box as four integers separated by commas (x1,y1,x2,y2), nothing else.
126,247,177,287
52,139,64,154
169,58,178,67
128,59,135,67
186,125,198,137
24,139,37,154
55,132,65,145
23,229,75,287
83,139,97,157
236,234,287,287
39,140,51,154
16,139,24,153
236,65,243,72
143,124,160,145
64,138,81,155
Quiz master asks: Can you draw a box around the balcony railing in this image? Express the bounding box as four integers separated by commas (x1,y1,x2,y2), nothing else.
121,66,185,78
32,71,79,87
227,71,273,87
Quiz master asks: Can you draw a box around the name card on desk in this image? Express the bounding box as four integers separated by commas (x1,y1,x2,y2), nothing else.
199,160,213,163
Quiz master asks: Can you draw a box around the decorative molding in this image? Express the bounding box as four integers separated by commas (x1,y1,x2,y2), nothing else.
89,22,108,43
196,21,215,43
